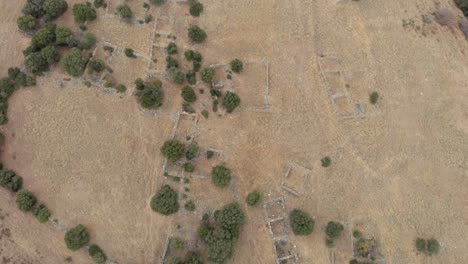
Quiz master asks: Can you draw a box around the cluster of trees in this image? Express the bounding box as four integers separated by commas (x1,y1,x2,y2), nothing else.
198,203,245,263
135,78,164,109
19,0,68,32
211,165,232,188
415,238,440,255
184,49,203,72
289,209,314,236
72,2,97,25
325,221,344,247
0,68,36,124
150,184,179,215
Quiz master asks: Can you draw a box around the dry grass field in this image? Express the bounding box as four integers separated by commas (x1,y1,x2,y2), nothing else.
0,0,467,264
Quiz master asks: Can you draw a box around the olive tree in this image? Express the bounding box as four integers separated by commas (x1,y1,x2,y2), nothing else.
289,209,314,235
31,25,56,50
22,0,46,18
188,25,207,43
150,184,179,215
25,52,49,74
188,0,203,17
55,26,75,46
73,3,97,24
230,59,243,73
0,169,23,192
16,190,37,212
246,191,261,207
161,139,184,162
44,0,68,19
17,15,38,32
137,81,164,108
181,85,197,103
201,67,214,83
64,224,90,251
60,48,86,77
116,4,132,19
222,92,241,113
88,244,107,264
211,165,231,188
325,221,344,239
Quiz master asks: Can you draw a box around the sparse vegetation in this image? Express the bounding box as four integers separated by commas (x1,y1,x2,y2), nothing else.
16,190,37,212
222,92,241,113
289,209,314,235
150,184,179,215
64,224,90,251
188,25,207,43
230,59,243,73
355,238,376,257
150,0,167,6
246,191,261,207
211,165,231,187
78,32,97,50
161,139,185,162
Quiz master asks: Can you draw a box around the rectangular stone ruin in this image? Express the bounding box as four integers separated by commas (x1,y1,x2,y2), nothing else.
233,60,271,112
269,217,289,238
323,71,347,96
274,240,299,264
281,162,311,197
191,148,226,178
264,197,287,221
154,16,174,36
173,112,199,142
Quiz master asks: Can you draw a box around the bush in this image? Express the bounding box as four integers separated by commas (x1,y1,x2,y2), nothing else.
17,15,38,32
94,0,105,9
188,25,207,43
137,81,164,108
206,150,214,159
22,0,46,18
123,48,135,57
0,170,23,192
24,52,49,74
150,0,167,6
145,14,153,23
184,251,203,264
116,84,127,93
211,165,231,188
161,139,185,162
188,0,203,17
415,238,426,252
88,59,106,73
183,163,194,173
289,209,314,235
150,184,179,215
78,33,97,50
185,200,196,211
116,4,132,19
222,92,241,113
88,244,107,264
321,156,331,167
230,59,243,73
169,69,185,84
166,56,179,69
166,42,178,55
170,237,185,250
36,206,51,223
64,224,90,251
325,221,344,239
370,91,379,104
353,230,362,239
201,67,214,83
0,78,17,98
246,191,261,207
60,48,86,77
185,143,199,160
55,26,75,46
31,25,56,50
181,86,197,103
356,238,376,257
186,70,196,85
44,0,68,19
16,190,37,212
73,3,97,24
426,239,440,255
184,50,194,61
455,0,468,16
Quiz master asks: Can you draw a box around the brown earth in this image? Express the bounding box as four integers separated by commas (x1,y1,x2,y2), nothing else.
0,0,467,264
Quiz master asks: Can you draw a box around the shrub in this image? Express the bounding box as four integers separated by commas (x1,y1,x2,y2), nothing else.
36,206,51,223
16,190,37,212
150,185,179,215
55,26,75,46
415,238,426,252
116,4,132,19
353,230,362,239
103,45,114,53
170,237,185,250
88,59,106,73
321,156,331,167
137,81,164,108
161,139,185,162
31,25,56,50
188,0,203,17
0,170,23,192
185,200,196,211
188,25,207,43
185,143,199,160
44,0,68,19
201,67,214,83
230,59,243,73
24,52,49,74
166,42,178,55
94,0,105,9
22,0,46,18
184,50,194,61
17,15,38,32
73,3,97,24
78,33,97,50
186,70,196,85
60,48,86,77
150,0,167,6
181,86,197,103
166,256,182,264
212,99,218,112
289,209,314,235
89,244,107,264
206,150,214,159
211,165,231,187
134,78,145,90
145,14,153,23
40,45,59,65
184,251,203,264
426,239,440,255
356,238,376,257
166,56,179,69
326,238,334,248
169,69,185,84
246,191,261,207
455,0,468,16
201,110,208,119
370,91,379,104
116,84,127,93
64,224,90,251
183,163,195,173
0,78,17,98
124,48,135,57
222,92,241,113
325,221,344,239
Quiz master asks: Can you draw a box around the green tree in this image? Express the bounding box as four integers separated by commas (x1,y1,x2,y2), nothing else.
325,221,344,239
321,156,331,167
0,170,23,192
116,4,132,18
150,185,179,215
116,84,127,93
31,25,56,50
124,48,135,57
166,56,179,69
185,200,196,211
88,244,107,264
211,165,231,188
415,238,426,253
246,191,261,207
25,52,49,74
188,0,203,17
161,139,185,162
183,163,195,172
94,0,106,9
289,209,314,235
185,143,198,160
55,26,75,46
150,0,167,6
169,69,185,84
37,206,51,223
16,190,37,212
181,86,197,103
201,67,214,83
370,91,379,104
166,42,178,55
73,3,97,24
40,45,59,65
222,92,240,113
60,48,86,77
230,59,243,73
88,59,106,73
22,0,46,18
0,77,17,98
64,224,90,251
426,239,440,255
44,0,68,19
455,0,468,16
78,33,97,50
184,251,203,264
137,82,164,108
188,25,207,43
186,70,196,85
17,15,38,32
214,203,245,232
